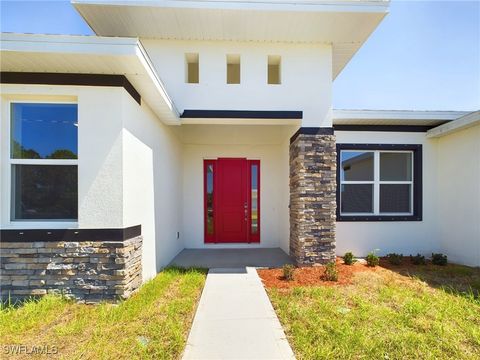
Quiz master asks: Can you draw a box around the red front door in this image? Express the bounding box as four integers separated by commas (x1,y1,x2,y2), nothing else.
216,158,248,243
204,158,260,244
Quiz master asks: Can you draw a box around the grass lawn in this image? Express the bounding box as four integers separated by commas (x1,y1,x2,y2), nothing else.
265,263,480,360
0,267,206,360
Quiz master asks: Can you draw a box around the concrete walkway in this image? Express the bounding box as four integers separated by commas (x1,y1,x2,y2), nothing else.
183,267,295,360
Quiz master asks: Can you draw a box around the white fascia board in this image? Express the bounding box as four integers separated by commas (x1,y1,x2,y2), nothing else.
333,109,469,123
72,0,390,13
426,111,480,138
135,41,180,122
0,33,138,55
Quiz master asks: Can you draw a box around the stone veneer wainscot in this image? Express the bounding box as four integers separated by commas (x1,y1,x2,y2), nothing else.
0,234,142,304
289,128,337,265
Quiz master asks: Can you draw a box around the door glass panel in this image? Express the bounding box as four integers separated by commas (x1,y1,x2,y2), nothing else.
251,164,258,234
206,164,214,235
341,151,374,181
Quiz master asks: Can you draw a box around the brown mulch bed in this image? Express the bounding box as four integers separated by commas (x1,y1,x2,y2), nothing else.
258,257,480,291
258,258,380,289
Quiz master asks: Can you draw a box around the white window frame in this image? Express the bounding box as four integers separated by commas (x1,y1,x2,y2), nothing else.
340,150,414,216
5,100,78,227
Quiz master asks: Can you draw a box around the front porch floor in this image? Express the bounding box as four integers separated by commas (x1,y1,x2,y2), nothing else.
169,248,293,269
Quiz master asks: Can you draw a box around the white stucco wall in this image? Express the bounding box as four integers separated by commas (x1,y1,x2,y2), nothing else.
436,124,480,267
0,84,184,280
0,85,126,229
141,39,333,127
335,131,441,257
178,125,292,250
121,92,184,278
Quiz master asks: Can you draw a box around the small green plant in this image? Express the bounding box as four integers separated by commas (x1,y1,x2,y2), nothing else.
410,253,426,265
386,253,403,265
323,262,338,281
282,264,295,281
343,252,356,265
431,253,448,266
366,251,380,267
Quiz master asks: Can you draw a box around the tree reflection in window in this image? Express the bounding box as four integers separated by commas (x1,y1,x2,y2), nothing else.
10,103,78,221
10,103,77,159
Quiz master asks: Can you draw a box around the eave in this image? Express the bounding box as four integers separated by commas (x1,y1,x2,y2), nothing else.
333,109,469,127
0,33,180,125
72,0,389,79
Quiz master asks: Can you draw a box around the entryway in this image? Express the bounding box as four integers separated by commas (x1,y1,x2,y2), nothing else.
170,248,293,269
204,158,260,244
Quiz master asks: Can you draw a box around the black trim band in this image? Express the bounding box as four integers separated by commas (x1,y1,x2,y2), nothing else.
336,144,423,222
0,225,141,242
333,125,435,132
290,127,334,144
0,72,141,105
181,110,303,119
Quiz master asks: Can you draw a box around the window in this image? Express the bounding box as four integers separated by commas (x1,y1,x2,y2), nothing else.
337,144,422,221
249,160,260,242
9,102,78,221
185,53,199,83
226,54,241,84
205,161,215,238
267,55,281,84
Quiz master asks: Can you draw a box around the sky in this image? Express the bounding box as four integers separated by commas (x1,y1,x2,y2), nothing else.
1,0,479,111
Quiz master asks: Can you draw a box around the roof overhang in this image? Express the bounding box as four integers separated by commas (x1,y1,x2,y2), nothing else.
0,33,180,124
427,110,480,138
333,109,469,127
72,0,390,79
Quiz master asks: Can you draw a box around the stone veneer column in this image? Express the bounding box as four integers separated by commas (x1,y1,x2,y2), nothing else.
289,128,337,266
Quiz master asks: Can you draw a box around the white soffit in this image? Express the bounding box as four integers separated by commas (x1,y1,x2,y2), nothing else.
0,33,180,124
72,0,389,79
333,109,469,126
427,110,480,138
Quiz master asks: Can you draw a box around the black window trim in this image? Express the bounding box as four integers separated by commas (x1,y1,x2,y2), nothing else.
336,143,423,222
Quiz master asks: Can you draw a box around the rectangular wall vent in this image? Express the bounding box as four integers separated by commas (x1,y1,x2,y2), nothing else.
185,53,199,84
226,54,241,84
268,55,281,85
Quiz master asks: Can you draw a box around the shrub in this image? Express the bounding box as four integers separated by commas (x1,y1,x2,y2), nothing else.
431,253,448,266
323,262,338,281
343,252,356,265
410,254,426,265
282,264,295,281
386,253,403,265
366,251,380,267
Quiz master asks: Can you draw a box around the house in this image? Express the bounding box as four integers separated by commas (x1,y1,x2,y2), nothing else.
1,0,478,302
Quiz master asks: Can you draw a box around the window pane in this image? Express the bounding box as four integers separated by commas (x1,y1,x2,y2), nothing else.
251,164,258,234
341,151,374,181
341,184,373,213
11,103,78,159
206,164,214,235
380,152,412,181
11,165,78,220
380,184,411,213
